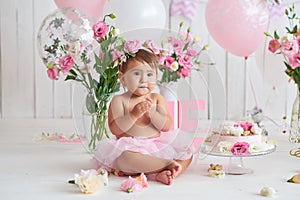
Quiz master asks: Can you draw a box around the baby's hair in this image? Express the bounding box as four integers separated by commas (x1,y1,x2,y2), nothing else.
119,48,159,74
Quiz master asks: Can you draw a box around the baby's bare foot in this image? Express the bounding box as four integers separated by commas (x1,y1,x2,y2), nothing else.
155,170,173,185
167,162,182,178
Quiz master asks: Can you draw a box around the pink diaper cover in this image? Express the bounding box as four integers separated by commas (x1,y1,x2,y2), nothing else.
93,130,194,170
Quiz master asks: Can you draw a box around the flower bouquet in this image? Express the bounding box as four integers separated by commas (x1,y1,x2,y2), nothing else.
157,22,212,84
265,4,300,144
37,9,140,151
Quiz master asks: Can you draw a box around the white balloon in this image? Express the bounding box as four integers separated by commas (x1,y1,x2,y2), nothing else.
104,0,166,33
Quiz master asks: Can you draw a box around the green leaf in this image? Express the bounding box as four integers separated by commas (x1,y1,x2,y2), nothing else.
86,94,97,114
65,75,76,81
274,31,280,40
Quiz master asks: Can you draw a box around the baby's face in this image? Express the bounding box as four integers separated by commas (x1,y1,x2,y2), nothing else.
121,60,157,96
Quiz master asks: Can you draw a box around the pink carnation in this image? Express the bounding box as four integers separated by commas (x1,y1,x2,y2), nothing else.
231,142,250,155
124,40,141,54
92,21,109,41
59,54,74,74
268,39,281,53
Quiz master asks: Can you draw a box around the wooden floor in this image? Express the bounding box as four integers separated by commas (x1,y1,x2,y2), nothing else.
0,119,299,200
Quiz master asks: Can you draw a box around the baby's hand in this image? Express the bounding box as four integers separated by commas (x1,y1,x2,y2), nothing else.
131,99,152,119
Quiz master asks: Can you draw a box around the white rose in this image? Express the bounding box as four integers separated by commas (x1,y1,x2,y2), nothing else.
74,169,107,194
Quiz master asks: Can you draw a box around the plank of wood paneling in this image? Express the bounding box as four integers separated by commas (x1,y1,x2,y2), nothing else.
1,0,35,117
33,0,56,118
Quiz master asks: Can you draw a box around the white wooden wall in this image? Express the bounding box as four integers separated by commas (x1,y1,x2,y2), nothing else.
0,0,298,122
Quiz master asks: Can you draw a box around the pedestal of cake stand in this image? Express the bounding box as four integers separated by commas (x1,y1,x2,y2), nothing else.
225,157,252,175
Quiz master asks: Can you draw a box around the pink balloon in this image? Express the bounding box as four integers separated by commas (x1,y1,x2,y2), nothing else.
205,0,269,58
54,0,106,21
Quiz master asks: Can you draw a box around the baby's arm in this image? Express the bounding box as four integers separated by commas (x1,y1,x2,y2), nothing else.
108,95,151,137
148,94,172,132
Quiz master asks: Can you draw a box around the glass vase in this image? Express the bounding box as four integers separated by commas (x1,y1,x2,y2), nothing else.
290,84,300,145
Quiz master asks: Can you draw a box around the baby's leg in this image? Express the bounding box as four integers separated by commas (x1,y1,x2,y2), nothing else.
115,151,172,174
116,151,192,185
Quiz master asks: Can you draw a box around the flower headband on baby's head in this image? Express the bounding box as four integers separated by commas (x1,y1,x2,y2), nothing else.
115,39,160,73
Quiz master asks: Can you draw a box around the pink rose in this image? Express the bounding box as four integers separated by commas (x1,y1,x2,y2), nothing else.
281,40,298,57
120,177,143,193
268,39,281,53
231,142,250,155
47,65,59,80
92,21,109,41
59,55,75,74
289,52,300,69
124,40,141,54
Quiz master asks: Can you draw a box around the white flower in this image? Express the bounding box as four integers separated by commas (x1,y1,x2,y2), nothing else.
208,170,225,178
250,124,262,135
260,186,277,198
74,169,108,194
111,28,120,37
170,61,179,71
229,126,244,136
217,141,232,153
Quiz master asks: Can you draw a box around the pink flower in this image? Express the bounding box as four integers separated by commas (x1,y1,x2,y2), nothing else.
47,65,59,80
289,52,300,69
124,40,141,54
92,21,109,41
59,55,75,74
120,177,143,193
143,40,160,54
170,38,185,54
268,39,281,53
237,122,252,131
164,56,176,68
280,40,299,57
178,67,191,78
231,142,250,155
178,55,192,69
135,173,148,188
186,47,198,57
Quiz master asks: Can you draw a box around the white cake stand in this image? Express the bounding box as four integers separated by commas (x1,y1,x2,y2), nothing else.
200,146,276,175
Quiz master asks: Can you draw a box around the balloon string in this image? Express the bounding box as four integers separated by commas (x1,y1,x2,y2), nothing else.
249,71,259,109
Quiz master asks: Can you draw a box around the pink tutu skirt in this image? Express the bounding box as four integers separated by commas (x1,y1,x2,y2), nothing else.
93,130,194,170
